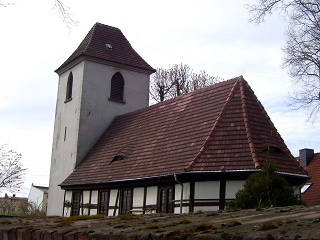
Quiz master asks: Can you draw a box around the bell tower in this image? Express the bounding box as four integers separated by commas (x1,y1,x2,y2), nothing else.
47,23,155,216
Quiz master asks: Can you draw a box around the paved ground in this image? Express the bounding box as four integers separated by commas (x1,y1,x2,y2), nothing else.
1,205,320,239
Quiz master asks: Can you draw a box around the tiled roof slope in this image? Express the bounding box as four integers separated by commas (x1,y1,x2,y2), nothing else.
55,23,155,73
302,153,320,205
61,76,306,187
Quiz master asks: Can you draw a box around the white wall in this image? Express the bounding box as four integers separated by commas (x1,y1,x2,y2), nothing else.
193,181,220,212
28,186,45,209
60,179,249,217
133,187,144,213
174,183,190,214
195,181,220,199
48,59,151,216
77,61,150,164
108,189,119,216
48,62,84,216
226,180,245,199
145,186,157,207
63,191,72,217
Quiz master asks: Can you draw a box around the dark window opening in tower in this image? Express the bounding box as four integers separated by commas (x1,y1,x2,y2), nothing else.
66,72,73,101
110,72,125,102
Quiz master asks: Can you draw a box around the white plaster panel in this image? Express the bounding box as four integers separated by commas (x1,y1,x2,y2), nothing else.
82,191,91,204
194,206,219,212
146,186,157,205
108,209,118,216
91,191,98,204
109,190,119,207
225,180,245,199
174,206,189,214
195,181,220,199
91,209,97,215
175,183,190,201
65,191,72,202
133,188,144,207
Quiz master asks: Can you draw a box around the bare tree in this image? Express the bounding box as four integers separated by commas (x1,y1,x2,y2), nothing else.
247,0,320,120
0,0,13,7
0,145,26,193
150,68,173,102
53,0,78,30
150,63,222,103
0,0,77,30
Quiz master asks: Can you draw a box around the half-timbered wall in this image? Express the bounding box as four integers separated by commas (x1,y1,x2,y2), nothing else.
62,180,246,217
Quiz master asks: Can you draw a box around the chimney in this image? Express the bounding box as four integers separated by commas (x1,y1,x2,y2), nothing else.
299,148,314,167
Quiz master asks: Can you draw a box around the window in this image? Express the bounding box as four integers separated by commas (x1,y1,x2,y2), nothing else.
66,72,73,101
301,183,312,194
71,191,81,216
158,186,174,213
98,191,109,215
109,72,124,102
120,189,132,215
263,146,283,154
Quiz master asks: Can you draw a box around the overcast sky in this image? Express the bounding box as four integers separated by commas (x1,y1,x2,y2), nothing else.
1,0,319,197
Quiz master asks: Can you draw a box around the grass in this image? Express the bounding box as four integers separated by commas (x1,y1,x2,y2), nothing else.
53,214,105,226
259,221,279,231
224,220,242,227
194,221,216,231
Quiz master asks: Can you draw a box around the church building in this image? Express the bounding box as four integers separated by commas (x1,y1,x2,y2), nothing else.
47,22,308,217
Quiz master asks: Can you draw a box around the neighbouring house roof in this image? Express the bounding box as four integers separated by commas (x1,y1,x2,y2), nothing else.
302,153,320,205
60,76,307,188
55,22,156,74
31,184,49,193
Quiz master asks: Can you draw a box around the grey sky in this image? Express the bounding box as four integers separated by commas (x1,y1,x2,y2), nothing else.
0,0,319,197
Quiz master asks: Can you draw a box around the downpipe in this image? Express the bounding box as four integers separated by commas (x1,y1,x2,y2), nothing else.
174,174,183,214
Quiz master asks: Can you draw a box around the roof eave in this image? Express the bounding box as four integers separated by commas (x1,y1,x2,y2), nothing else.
55,55,156,75
60,168,308,190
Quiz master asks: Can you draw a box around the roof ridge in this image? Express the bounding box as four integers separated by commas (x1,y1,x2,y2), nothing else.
116,77,241,119
82,23,99,54
184,77,241,172
239,79,260,168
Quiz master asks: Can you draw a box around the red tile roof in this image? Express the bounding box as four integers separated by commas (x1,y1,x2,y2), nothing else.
55,23,155,74
61,76,307,187
302,153,320,205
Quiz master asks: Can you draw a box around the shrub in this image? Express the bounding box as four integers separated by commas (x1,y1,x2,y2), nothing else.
228,163,298,209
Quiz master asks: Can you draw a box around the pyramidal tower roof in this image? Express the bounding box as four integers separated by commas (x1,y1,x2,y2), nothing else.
55,23,155,74
60,76,307,187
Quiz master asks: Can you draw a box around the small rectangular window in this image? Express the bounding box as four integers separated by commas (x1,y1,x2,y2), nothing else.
64,127,67,141
71,191,81,216
301,183,312,194
98,191,109,215
158,186,174,213
120,189,132,215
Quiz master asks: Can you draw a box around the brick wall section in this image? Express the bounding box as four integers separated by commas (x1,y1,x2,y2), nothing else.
0,229,145,240
0,229,228,240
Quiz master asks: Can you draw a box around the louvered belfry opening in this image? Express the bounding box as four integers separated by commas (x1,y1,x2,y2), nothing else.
110,72,124,102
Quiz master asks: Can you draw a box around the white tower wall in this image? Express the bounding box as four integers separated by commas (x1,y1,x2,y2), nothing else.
47,59,151,216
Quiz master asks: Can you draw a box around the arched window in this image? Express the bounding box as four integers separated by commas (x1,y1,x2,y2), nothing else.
66,72,73,101
109,72,124,102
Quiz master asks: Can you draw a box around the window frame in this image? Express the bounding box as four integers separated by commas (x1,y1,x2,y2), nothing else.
158,186,174,213
65,72,73,102
109,72,125,103
120,188,133,215
71,191,81,216
98,190,109,215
